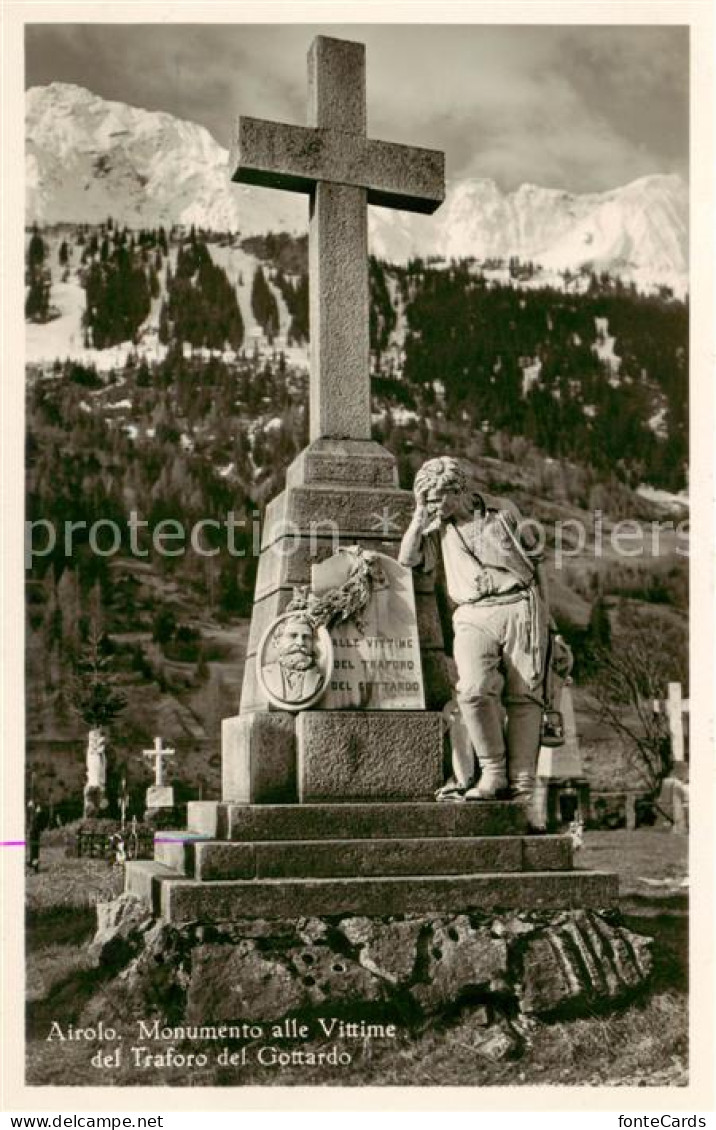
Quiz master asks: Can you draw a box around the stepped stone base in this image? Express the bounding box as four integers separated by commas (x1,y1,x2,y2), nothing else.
127,796,618,929
126,799,617,924
127,865,617,924
185,800,529,839
154,833,572,881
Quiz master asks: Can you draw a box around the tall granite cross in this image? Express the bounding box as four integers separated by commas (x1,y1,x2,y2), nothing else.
232,36,445,442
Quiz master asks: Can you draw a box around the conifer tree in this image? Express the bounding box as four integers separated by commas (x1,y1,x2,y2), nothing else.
69,624,127,729
25,226,52,322
251,266,280,341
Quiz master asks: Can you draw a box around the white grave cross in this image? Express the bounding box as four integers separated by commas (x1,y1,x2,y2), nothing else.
653,682,689,763
143,736,175,788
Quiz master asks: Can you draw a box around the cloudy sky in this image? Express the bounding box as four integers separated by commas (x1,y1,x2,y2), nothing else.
25,23,688,194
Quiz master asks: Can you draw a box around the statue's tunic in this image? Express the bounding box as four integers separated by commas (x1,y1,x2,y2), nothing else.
402,506,549,798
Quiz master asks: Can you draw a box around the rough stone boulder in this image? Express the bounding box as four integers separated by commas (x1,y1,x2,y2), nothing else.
84,900,653,1036
410,915,508,1013
339,916,424,984
517,909,654,1015
186,942,308,1023
81,917,191,1029
88,893,153,967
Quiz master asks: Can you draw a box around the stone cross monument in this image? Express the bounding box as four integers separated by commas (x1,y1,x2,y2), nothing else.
126,37,617,931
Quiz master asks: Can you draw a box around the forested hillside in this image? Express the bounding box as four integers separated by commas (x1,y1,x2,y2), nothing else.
24,224,689,811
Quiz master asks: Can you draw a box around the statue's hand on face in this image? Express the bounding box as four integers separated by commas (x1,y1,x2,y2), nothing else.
413,486,433,531
423,486,462,532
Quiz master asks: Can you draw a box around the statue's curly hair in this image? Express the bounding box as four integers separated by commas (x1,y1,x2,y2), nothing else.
413,457,486,516
414,456,467,497
413,456,467,497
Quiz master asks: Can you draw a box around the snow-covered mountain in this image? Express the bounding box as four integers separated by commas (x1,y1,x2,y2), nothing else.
369,176,688,286
26,83,308,235
26,83,688,292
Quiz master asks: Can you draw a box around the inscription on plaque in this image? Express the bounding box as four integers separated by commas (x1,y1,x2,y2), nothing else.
311,551,425,710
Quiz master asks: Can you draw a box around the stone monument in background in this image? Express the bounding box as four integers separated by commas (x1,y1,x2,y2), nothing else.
143,736,175,813
83,728,107,817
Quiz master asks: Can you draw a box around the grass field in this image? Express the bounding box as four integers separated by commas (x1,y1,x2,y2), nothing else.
25,830,688,1088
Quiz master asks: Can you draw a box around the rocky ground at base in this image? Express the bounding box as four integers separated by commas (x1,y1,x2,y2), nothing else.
81,894,653,1046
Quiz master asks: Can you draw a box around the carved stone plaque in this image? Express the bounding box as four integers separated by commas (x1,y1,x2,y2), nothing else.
311,550,425,710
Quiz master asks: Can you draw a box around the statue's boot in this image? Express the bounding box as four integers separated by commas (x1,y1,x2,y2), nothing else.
456,694,508,801
506,697,544,827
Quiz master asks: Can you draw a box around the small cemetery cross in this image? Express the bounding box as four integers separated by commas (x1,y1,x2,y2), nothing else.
143,736,175,788
653,681,688,763
232,36,445,442
666,682,686,763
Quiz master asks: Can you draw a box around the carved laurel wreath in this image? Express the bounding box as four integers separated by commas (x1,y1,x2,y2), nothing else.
286,545,385,634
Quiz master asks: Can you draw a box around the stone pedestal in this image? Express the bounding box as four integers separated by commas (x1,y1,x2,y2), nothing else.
146,785,174,810
297,711,443,802
222,713,296,803
222,439,452,805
